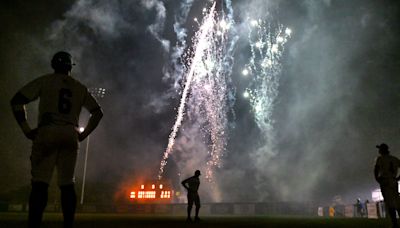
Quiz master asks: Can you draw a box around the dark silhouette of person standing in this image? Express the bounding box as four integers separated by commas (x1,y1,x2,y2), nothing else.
181,170,201,222
10,51,103,228
374,143,400,228
355,198,363,217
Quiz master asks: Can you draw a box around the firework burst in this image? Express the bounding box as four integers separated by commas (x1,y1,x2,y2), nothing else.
158,1,237,181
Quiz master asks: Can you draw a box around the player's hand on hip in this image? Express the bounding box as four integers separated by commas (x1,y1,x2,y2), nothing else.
25,128,38,140
78,133,86,142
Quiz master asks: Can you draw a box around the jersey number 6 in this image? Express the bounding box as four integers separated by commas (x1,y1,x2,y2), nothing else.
58,88,72,114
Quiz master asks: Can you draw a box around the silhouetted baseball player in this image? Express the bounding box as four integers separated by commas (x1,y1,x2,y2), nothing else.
181,170,201,222
10,51,103,228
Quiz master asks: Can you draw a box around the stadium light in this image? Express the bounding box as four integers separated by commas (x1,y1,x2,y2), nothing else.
80,87,106,205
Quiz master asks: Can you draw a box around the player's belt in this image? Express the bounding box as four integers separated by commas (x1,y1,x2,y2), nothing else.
39,113,77,127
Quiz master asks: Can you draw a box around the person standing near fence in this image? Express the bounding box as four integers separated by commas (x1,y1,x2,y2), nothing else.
355,198,364,217
363,199,369,218
374,143,400,228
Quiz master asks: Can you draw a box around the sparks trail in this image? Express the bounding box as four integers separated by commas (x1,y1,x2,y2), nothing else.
158,3,217,180
241,20,292,195
242,21,291,143
159,0,237,182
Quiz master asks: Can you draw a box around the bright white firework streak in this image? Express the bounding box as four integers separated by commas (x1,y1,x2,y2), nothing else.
201,4,237,181
245,21,291,160
158,3,217,180
172,0,237,182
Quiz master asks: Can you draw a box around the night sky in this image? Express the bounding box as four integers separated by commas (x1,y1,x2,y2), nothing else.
1,0,400,204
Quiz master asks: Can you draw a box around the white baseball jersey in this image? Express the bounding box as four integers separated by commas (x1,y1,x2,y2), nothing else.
18,73,100,127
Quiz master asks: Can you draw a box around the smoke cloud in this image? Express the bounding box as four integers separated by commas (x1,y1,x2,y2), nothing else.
1,0,400,205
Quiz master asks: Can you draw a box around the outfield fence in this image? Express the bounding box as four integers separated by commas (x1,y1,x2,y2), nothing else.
317,201,386,219
2,202,317,216
1,201,387,218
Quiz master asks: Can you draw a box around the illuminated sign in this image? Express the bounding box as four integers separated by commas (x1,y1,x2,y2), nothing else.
129,183,172,201
160,191,171,199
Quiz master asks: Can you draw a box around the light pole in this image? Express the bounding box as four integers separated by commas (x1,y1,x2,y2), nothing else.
79,127,89,205
80,87,106,205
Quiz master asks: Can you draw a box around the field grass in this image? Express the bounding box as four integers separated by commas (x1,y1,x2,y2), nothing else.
0,213,393,228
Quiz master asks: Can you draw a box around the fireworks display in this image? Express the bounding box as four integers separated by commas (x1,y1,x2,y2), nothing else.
158,0,290,183
242,20,291,159
158,2,219,179
158,1,238,181
3,0,399,205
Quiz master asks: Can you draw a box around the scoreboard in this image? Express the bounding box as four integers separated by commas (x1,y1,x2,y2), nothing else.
129,183,173,203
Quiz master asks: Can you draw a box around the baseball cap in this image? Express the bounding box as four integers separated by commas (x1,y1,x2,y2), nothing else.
376,143,389,151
